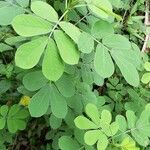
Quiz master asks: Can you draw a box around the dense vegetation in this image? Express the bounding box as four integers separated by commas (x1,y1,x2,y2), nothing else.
0,0,150,149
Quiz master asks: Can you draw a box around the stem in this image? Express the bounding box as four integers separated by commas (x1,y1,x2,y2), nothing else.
79,146,84,150
65,0,68,10
75,12,90,25
108,128,137,140
142,0,150,52
74,4,88,8
48,9,69,38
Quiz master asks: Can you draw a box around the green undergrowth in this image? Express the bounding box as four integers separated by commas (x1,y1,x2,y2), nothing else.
0,0,150,149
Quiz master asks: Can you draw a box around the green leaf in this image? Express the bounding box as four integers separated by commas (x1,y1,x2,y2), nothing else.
77,32,94,53
0,105,8,117
5,36,27,46
86,0,112,19
91,20,114,39
15,37,48,69
31,1,58,22
144,62,150,71
23,71,48,91
116,115,127,132
50,85,68,118
131,130,149,147
120,137,140,150
136,120,150,137
59,136,80,150
93,71,104,86
15,109,29,119
49,114,62,129
111,49,139,87
16,0,29,7
8,118,26,133
97,133,108,150
54,30,80,65
100,121,118,136
0,118,6,130
94,44,114,78
74,116,98,130
141,73,150,84
0,43,13,52
109,0,122,8
126,110,137,129
55,74,75,97
84,130,101,145
0,80,11,95
7,118,17,133
59,21,81,43
7,105,28,133
65,109,76,128
109,122,119,136
0,2,25,25
8,105,20,117
29,85,51,117
85,103,100,125
131,43,142,68
42,39,65,81
15,120,26,130
81,65,93,85
67,95,83,114
103,34,131,50
12,14,52,37
101,110,112,124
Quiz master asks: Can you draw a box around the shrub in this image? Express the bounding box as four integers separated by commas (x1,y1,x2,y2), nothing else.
0,0,149,149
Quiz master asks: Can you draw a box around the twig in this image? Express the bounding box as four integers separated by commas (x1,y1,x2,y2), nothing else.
142,0,150,52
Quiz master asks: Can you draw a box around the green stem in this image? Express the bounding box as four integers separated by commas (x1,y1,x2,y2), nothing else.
75,12,90,25
48,9,69,38
65,0,68,9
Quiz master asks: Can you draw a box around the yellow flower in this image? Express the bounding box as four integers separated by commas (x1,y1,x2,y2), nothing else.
19,96,30,106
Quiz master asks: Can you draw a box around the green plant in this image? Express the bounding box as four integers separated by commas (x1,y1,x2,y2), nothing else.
74,103,150,149
0,0,149,149
0,105,29,133
141,62,150,85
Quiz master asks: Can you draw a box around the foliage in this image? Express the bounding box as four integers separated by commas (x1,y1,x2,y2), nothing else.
0,0,149,149
141,62,150,85
74,103,150,149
